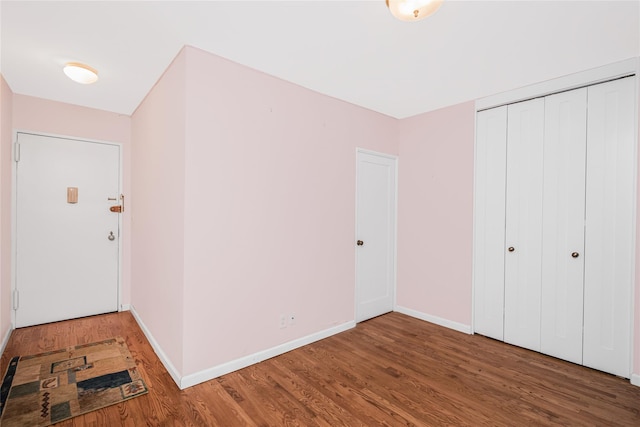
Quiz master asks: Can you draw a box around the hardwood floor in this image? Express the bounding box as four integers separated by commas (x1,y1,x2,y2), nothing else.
1,311,639,426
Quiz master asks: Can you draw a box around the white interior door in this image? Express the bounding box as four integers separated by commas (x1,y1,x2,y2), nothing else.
355,150,396,323
473,106,507,340
540,88,588,365
582,77,635,378
503,98,545,352
15,133,120,327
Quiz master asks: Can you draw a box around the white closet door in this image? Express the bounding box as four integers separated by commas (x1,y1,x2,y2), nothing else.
473,106,507,340
583,77,635,378
503,98,545,351
540,87,588,365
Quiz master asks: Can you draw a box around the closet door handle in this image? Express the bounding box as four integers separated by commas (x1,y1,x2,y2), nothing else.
508,247,515,252
571,252,579,258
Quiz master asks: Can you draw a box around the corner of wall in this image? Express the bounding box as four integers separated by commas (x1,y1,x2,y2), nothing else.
130,47,188,379
129,304,182,388
0,75,14,343
396,101,476,327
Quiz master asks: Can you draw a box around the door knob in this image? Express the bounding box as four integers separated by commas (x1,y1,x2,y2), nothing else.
571,252,579,258
108,231,115,241
357,240,364,246
508,247,515,252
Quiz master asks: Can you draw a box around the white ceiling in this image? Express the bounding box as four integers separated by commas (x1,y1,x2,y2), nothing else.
1,1,638,119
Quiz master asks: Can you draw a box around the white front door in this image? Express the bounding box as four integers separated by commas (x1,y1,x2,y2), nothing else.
15,133,121,327
355,150,396,323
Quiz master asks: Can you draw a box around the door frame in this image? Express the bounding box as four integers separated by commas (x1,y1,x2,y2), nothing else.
11,130,124,328
472,57,639,382
354,147,398,323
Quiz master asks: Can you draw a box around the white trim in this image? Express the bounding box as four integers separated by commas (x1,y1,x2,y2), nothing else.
12,130,122,147
394,155,398,322
10,133,17,328
629,72,639,380
180,321,356,390
117,142,124,313
470,104,479,336
120,304,131,311
476,58,639,111
354,148,398,323
355,147,398,161
631,373,640,387
11,130,124,327
0,324,13,356
395,305,472,335
130,304,356,390
129,304,183,388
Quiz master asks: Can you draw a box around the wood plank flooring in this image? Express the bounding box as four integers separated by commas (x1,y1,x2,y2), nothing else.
1,311,639,426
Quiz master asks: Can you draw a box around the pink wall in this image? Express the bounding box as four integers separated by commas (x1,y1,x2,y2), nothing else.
0,76,13,341
181,46,398,374
131,46,398,377
12,95,133,306
13,95,131,144
131,50,188,374
396,102,476,327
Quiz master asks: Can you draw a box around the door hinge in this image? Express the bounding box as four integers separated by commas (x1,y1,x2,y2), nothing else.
14,142,20,162
12,290,19,310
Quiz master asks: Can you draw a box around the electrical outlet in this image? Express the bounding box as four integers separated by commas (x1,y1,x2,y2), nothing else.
279,314,287,329
289,314,296,326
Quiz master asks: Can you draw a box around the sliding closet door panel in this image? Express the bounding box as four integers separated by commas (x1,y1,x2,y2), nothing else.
540,87,587,365
473,106,508,340
503,98,544,351
583,77,635,378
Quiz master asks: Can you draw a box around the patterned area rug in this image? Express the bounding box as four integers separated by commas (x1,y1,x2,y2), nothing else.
0,337,147,426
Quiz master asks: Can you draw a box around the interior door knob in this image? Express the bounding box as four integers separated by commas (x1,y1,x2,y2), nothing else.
508,247,515,252
571,252,579,258
108,231,115,241
357,240,364,246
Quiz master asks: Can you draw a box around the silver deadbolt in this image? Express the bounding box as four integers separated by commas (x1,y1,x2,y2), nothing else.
108,231,115,241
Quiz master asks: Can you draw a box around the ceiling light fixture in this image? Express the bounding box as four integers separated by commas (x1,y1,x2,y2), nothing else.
63,62,99,84
386,0,444,22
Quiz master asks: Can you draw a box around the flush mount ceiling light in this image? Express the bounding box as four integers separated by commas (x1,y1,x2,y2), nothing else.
386,0,444,22
63,62,99,84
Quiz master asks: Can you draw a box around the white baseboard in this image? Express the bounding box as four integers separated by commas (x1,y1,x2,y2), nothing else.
0,323,13,356
180,321,356,389
394,306,472,334
129,304,356,390
129,305,183,389
631,373,640,387
120,304,131,311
